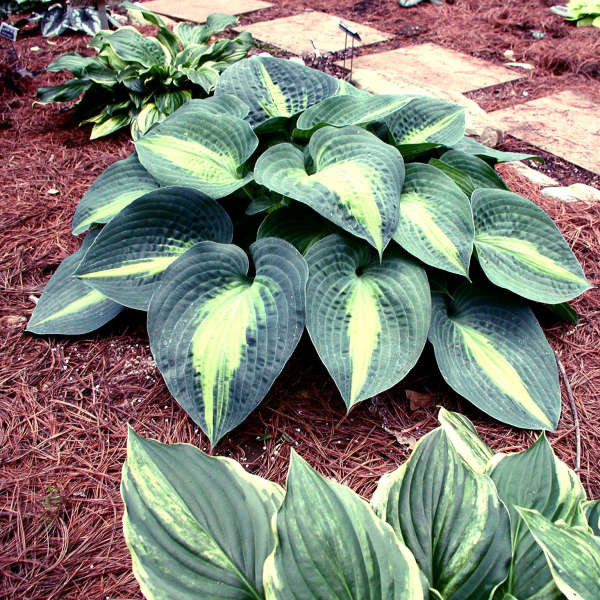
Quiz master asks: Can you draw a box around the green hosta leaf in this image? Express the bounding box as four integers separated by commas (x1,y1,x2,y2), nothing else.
473,189,591,303
90,113,130,139
372,428,511,599
439,149,509,191
583,500,600,536
428,158,476,197
75,187,233,310
214,55,345,128
429,283,561,430
255,126,404,256
264,450,424,600
72,153,159,234
517,508,600,600
174,14,237,47
36,79,91,103
452,137,543,163
490,434,587,600
305,234,431,408
135,102,257,199
103,26,168,68
545,301,579,325
122,428,283,600
147,238,308,446
155,90,192,116
386,96,466,146
121,1,180,57
130,104,165,140
46,52,102,76
393,163,473,276
26,230,123,335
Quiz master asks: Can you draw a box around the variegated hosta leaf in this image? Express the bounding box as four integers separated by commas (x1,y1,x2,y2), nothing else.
72,153,159,235
472,189,591,303
130,104,166,141
452,136,543,163
102,26,169,68
214,55,346,128
255,126,405,256
517,508,600,600
429,283,561,430
75,187,233,310
385,96,466,146
147,238,308,446
135,101,257,199
122,428,283,600
263,451,424,600
90,114,130,140
372,428,511,599
583,500,600,536
393,163,473,276
428,158,476,197
490,434,588,600
305,234,431,408
26,230,123,335
439,149,509,191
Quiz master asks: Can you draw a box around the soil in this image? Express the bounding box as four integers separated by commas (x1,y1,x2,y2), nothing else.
1,2,600,598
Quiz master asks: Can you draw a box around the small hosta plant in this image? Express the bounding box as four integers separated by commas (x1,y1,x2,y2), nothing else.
121,408,600,600
553,1,600,27
28,56,591,445
36,5,254,138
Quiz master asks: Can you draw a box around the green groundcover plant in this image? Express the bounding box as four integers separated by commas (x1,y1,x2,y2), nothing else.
121,408,600,600
565,1,600,27
27,55,592,445
36,4,254,138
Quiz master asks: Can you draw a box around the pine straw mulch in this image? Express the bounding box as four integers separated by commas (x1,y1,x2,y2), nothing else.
2,21,600,600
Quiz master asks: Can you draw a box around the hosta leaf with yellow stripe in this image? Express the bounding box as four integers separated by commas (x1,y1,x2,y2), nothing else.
26,230,123,335
473,188,591,303
305,234,430,409
583,500,600,536
439,149,509,192
135,101,258,199
75,187,233,310
122,428,283,600
393,163,474,276
263,450,424,600
255,126,405,256
147,238,308,446
517,508,600,600
372,428,511,599
429,283,561,430
490,434,587,600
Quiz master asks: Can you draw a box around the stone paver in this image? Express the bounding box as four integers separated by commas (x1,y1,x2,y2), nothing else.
239,11,389,56
490,90,600,174
339,44,521,93
140,0,272,23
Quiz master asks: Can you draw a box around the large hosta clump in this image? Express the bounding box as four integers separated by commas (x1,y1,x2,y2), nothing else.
28,56,591,444
121,408,600,600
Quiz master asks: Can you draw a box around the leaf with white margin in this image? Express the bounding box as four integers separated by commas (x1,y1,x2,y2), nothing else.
147,238,308,446
263,450,424,600
26,230,123,335
490,434,588,600
517,508,600,600
372,428,511,600
393,163,473,276
386,96,466,146
75,187,233,310
255,126,404,256
305,234,430,408
583,500,600,536
473,188,591,304
439,149,509,191
135,100,257,199
429,283,561,430
122,427,283,600
72,153,159,235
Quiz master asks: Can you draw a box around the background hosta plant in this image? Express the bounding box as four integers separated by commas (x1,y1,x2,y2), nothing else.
552,1,600,27
121,408,600,600
28,55,591,444
36,5,254,138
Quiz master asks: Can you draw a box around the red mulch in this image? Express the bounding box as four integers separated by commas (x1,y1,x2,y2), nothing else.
2,3,600,598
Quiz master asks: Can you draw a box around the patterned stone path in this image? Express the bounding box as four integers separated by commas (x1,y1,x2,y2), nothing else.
140,0,272,23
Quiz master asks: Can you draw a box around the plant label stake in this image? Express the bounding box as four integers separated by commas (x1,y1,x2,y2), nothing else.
338,21,361,79
0,22,19,42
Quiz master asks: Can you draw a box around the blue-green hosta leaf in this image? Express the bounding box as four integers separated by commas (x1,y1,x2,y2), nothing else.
41,4,69,37
135,102,257,199
305,234,430,408
386,96,466,146
130,104,166,141
155,90,193,116
147,238,308,446
583,500,600,536
393,163,473,276
183,66,220,93
439,149,509,191
69,7,102,36
26,230,123,335
255,126,404,256
428,158,476,197
452,137,543,163
75,187,233,310
490,434,587,600
36,79,92,104
102,26,169,68
264,451,424,600
429,283,561,430
372,428,511,599
473,189,591,304
517,508,600,600
122,428,283,600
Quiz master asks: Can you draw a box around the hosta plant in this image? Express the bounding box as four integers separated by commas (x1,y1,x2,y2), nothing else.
36,5,254,138
552,1,600,27
27,56,591,445
121,408,600,600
